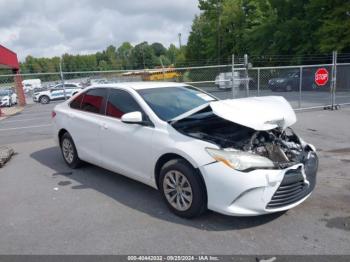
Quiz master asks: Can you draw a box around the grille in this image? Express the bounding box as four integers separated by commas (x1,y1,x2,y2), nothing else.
266,151,318,209
266,167,309,209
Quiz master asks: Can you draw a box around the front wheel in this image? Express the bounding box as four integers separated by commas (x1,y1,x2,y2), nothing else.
159,159,207,218
39,95,50,104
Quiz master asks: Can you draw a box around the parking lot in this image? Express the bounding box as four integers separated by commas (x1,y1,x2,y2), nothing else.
0,101,349,255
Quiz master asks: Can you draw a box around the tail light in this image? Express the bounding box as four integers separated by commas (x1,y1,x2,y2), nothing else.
51,111,56,118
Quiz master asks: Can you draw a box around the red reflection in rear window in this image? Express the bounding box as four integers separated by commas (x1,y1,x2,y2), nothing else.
81,94,103,113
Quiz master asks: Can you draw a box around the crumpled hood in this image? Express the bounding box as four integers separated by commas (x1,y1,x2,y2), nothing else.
209,96,296,130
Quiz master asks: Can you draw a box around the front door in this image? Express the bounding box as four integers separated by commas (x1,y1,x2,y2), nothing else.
99,88,155,183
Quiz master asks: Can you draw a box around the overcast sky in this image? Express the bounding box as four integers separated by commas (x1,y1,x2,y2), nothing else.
0,0,199,60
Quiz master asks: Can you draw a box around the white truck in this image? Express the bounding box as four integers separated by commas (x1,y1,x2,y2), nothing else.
22,79,42,93
215,72,241,89
215,72,256,91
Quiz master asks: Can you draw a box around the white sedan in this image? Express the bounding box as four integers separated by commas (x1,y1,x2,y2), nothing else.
0,90,17,107
52,82,318,218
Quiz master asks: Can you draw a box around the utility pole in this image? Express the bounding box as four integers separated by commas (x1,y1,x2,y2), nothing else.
178,33,182,48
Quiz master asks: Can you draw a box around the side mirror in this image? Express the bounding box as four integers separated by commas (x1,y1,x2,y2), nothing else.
121,111,143,124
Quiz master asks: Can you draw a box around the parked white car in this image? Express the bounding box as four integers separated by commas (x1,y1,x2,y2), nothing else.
52,82,318,218
0,89,17,107
33,83,82,104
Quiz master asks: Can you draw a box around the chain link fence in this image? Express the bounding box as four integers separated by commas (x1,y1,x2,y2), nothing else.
336,63,350,105
1,60,350,118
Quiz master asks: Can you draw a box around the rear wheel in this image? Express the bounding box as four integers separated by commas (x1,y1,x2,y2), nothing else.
285,84,292,92
39,95,50,104
159,159,207,218
60,132,82,168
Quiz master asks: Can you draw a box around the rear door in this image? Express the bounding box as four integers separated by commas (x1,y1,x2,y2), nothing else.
66,88,107,165
99,88,155,183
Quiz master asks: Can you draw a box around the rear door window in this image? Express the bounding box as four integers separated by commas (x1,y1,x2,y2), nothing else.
70,93,84,109
80,88,107,114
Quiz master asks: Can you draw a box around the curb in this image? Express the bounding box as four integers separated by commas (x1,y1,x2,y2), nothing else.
0,107,24,121
0,146,15,168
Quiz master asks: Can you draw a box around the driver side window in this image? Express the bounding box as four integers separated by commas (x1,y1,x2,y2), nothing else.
106,89,143,119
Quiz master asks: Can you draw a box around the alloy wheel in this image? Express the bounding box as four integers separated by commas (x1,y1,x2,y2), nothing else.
62,138,74,164
163,170,193,211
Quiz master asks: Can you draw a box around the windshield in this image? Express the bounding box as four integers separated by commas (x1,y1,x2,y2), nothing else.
137,86,216,121
0,90,10,96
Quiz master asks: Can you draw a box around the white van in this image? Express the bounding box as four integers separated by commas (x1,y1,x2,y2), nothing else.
214,72,241,89
22,79,42,93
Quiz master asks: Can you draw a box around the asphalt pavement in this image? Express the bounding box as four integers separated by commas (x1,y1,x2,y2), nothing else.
0,100,349,255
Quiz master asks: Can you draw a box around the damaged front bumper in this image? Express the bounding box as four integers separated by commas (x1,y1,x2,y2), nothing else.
199,150,318,216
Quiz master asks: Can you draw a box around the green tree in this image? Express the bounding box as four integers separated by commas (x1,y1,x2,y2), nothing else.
151,42,167,57
130,42,156,69
117,42,133,69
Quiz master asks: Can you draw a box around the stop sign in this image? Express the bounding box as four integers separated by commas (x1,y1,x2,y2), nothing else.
315,68,329,86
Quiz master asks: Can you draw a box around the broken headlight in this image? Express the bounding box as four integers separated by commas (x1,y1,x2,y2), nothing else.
206,148,275,171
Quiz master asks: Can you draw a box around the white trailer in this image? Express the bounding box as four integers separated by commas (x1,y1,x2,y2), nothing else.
22,79,42,92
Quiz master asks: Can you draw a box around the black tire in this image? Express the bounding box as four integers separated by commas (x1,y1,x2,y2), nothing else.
159,159,207,218
60,132,83,169
39,95,50,104
285,84,292,92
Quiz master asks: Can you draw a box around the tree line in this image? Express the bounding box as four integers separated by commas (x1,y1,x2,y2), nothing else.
19,42,187,74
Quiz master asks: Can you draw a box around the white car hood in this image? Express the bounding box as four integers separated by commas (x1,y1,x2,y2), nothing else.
209,96,296,130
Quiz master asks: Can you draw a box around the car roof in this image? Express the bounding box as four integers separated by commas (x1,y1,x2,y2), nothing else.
90,81,188,90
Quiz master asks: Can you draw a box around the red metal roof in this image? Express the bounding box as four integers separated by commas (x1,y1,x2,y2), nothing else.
0,45,19,70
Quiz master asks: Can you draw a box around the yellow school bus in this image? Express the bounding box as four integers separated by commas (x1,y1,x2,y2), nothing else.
142,68,181,81
122,68,181,81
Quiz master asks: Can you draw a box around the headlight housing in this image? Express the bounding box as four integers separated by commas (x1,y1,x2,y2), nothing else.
206,148,275,171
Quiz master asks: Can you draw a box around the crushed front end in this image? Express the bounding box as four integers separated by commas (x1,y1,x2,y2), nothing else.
172,110,318,216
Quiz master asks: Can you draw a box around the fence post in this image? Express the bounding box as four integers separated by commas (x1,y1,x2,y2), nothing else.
299,66,303,108
160,57,166,81
59,58,66,100
244,54,249,97
257,68,260,96
231,54,235,98
331,51,337,109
